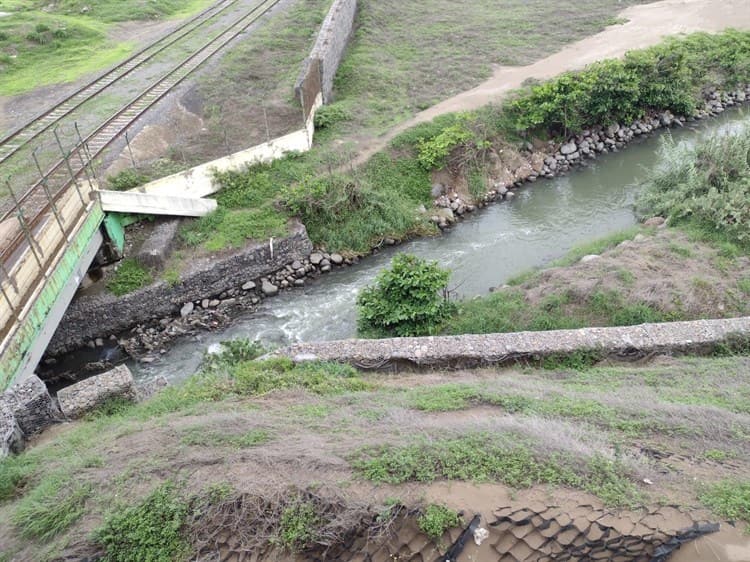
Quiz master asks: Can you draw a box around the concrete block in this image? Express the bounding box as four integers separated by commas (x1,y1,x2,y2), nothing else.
99,190,217,217
136,219,181,269
57,365,136,419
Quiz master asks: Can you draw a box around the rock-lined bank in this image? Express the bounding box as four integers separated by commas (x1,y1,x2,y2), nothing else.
43,222,363,367
427,86,750,231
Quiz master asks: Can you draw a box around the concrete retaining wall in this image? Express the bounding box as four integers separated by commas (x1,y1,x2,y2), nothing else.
295,0,357,105
47,221,313,355
275,317,750,369
129,127,313,200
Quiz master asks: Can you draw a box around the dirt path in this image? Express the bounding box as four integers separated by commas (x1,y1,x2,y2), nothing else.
349,0,750,165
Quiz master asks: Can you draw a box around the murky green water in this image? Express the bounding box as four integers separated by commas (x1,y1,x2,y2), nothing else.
134,108,749,381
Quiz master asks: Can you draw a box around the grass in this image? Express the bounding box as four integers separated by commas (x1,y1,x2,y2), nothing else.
352,434,641,507
446,286,672,336
11,473,90,540
417,504,462,541
1,353,748,557
106,258,152,296
700,480,750,526
404,383,649,436
180,427,271,448
551,226,644,267
332,0,650,135
0,0,217,95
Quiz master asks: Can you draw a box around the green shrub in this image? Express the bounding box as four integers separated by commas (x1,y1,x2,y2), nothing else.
313,103,351,129
417,123,473,169
417,504,462,541
505,30,750,136
107,169,148,191
201,338,266,374
357,254,454,337
277,500,320,551
107,258,151,296
281,174,428,253
96,482,189,562
638,127,750,246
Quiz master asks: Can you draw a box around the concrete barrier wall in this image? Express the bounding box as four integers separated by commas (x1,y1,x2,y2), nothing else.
47,222,313,355
295,0,357,105
131,127,313,200
275,317,750,370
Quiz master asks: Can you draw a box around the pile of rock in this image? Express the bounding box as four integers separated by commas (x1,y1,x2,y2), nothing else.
430,190,477,229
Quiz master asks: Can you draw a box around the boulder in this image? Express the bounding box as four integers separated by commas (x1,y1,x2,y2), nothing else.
2,375,59,436
242,280,256,291
643,216,666,228
330,253,344,265
261,279,279,296
580,254,600,263
180,302,194,317
560,141,578,155
57,365,137,419
309,252,324,265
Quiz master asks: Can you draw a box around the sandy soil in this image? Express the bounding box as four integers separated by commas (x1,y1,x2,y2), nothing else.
349,0,750,164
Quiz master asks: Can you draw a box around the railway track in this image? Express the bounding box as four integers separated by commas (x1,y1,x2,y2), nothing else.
1,0,283,267
0,0,248,168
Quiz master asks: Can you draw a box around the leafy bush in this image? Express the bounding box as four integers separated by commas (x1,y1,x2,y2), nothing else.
313,103,351,129
107,169,148,191
417,504,462,541
281,174,429,253
505,30,750,136
107,258,151,296
638,127,750,246
96,482,189,562
417,123,473,169
277,500,321,551
357,254,454,337
201,338,266,374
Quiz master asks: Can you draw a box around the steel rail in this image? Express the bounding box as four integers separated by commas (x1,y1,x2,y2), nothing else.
0,0,247,167
1,0,282,269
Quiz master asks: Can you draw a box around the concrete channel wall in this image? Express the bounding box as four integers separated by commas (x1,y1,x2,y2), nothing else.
132,0,356,200
295,0,357,105
47,222,313,355
275,317,750,370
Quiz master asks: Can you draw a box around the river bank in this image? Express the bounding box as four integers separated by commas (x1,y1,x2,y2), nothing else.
43,97,749,382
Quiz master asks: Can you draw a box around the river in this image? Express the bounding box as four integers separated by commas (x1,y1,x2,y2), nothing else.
133,108,749,382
